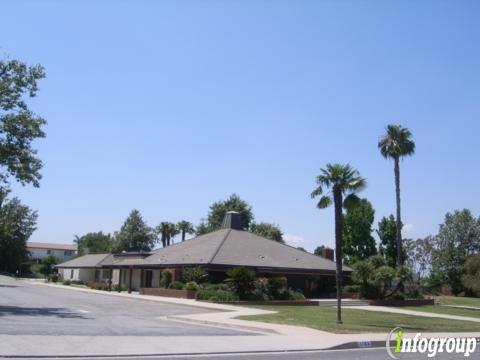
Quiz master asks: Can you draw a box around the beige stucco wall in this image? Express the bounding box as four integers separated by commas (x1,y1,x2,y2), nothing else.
29,247,76,262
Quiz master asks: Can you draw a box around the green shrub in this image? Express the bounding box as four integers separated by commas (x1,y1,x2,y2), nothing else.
368,255,387,270
373,265,396,298
352,261,373,286
202,283,229,291
360,282,382,299
160,269,173,288
287,290,306,300
87,281,109,291
182,267,209,284
406,286,424,299
38,255,61,277
47,273,59,282
29,264,45,278
196,289,218,300
113,283,128,292
184,281,199,291
244,292,270,301
196,289,239,302
225,267,257,300
169,281,185,290
343,284,361,293
267,277,288,299
71,280,84,285
210,291,239,302
62,279,72,286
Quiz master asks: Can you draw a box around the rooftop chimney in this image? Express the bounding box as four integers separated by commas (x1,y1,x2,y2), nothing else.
320,247,334,261
221,211,244,230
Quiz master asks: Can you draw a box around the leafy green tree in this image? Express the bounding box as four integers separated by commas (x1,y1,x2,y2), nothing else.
177,220,195,242
205,193,254,232
311,163,366,324
431,209,480,295
352,261,372,287
156,222,178,247
113,210,156,252
462,255,480,296
195,219,209,236
250,222,284,243
403,236,434,280
314,245,326,256
351,256,409,299
0,196,37,273
0,59,46,191
342,198,377,264
38,255,60,276
74,232,113,255
377,215,398,267
373,266,396,298
378,124,415,266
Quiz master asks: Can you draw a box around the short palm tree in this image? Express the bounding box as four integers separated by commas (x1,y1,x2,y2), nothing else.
177,220,195,242
311,163,366,324
157,222,179,247
378,124,415,266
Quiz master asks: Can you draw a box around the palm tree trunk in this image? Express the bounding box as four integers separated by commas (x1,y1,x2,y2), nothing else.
182,230,185,242
333,187,343,324
394,157,403,266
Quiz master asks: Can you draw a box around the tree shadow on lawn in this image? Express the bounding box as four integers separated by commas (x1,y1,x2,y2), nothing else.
0,306,89,319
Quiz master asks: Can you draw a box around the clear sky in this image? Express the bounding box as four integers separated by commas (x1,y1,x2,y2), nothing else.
2,0,479,251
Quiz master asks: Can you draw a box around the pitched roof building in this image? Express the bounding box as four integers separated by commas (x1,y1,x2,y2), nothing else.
57,212,349,295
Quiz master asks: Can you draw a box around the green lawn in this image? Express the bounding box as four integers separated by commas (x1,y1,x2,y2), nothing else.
402,305,480,319
237,305,480,334
435,296,480,308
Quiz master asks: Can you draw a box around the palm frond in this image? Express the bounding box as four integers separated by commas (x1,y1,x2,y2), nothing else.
310,187,323,198
317,195,332,209
378,124,416,159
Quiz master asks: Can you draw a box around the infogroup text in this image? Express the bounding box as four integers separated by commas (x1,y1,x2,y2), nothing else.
386,327,478,358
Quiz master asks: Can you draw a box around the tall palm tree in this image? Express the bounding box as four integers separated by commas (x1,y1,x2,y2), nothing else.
177,220,195,242
378,124,415,266
157,222,178,247
311,163,366,324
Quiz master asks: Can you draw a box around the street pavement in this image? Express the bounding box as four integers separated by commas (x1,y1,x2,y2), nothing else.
2,275,480,359
0,275,251,336
9,348,480,360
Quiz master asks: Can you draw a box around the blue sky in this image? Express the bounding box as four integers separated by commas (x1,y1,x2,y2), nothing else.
2,0,479,251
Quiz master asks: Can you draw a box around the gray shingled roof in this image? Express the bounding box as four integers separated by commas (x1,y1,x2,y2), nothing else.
55,226,350,273
145,228,351,272
56,253,113,268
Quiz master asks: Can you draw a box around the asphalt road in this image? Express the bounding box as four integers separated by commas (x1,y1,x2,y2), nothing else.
15,348,480,360
0,275,251,336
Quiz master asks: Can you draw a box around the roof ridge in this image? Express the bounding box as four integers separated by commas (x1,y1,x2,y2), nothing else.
240,229,343,267
208,229,231,264
149,229,223,253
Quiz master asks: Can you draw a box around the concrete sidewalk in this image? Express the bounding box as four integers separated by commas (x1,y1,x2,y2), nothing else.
3,278,479,357
345,305,480,323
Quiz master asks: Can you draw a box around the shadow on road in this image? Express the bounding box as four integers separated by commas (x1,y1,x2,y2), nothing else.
0,284,18,288
0,306,89,319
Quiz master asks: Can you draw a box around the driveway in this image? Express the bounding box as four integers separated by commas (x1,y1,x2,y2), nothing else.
0,275,251,336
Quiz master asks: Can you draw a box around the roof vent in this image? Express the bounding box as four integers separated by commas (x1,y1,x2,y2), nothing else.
221,211,244,230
